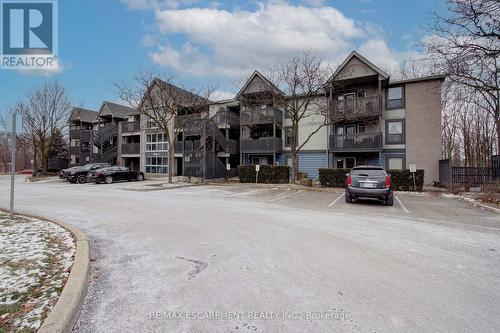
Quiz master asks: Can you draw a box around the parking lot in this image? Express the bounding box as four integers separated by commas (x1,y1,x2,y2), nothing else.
0,176,499,332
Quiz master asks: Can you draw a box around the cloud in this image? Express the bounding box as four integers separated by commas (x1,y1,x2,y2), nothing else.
149,3,365,78
211,90,235,101
130,2,426,81
15,59,69,77
120,0,197,10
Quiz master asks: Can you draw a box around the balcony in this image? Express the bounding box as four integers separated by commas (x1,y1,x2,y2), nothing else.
121,143,140,155
80,130,92,142
329,96,382,122
214,111,240,127
329,132,382,152
240,137,283,153
122,121,140,133
69,146,80,155
240,107,282,125
69,129,81,139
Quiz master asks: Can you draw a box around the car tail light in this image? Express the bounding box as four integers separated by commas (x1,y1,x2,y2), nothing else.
347,175,352,187
385,175,391,189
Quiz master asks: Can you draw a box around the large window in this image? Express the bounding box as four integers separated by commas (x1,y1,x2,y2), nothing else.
387,86,405,109
386,119,405,144
386,157,404,170
146,157,168,174
146,133,168,152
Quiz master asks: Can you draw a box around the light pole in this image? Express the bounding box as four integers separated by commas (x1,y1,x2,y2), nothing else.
9,111,17,219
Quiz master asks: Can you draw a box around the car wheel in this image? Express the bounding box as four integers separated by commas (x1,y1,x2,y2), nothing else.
386,195,394,206
77,175,87,184
136,173,144,181
105,176,113,184
345,193,352,203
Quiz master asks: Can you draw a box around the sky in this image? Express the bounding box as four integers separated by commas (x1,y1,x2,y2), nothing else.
0,0,447,125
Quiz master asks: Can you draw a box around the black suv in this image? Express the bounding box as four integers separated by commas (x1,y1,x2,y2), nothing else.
345,166,394,206
66,163,110,184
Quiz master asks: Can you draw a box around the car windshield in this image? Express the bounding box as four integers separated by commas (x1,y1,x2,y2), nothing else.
82,164,94,170
352,169,385,177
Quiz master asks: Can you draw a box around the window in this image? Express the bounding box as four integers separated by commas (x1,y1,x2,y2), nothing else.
386,119,405,144
387,86,405,109
387,157,404,170
146,119,158,129
146,157,168,174
285,127,294,147
146,133,168,152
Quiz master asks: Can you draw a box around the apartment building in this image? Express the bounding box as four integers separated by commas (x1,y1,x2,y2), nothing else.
68,51,443,184
68,102,140,169
233,51,444,184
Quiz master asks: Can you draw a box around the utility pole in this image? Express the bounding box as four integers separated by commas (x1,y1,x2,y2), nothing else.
10,111,16,219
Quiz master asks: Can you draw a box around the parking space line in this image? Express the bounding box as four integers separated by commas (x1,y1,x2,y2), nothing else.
269,190,304,202
328,194,345,207
215,189,265,198
396,196,410,214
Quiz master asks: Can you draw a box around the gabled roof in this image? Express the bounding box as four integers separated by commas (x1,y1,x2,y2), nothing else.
154,78,211,106
327,50,389,83
389,74,446,85
235,70,284,100
97,101,138,119
69,107,98,123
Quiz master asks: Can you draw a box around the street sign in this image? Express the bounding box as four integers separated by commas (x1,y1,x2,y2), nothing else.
255,165,260,172
409,164,416,173
226,164,230,171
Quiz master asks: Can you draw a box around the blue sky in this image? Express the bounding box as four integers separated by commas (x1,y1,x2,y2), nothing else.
0,0,446,124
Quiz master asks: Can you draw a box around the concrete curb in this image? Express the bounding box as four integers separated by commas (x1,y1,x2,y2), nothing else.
472,202,500,214
0,209,90,333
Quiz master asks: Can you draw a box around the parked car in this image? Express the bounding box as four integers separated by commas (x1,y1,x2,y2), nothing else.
87,166,145,184
65,163,110,184
345,166,394,206
59,166,80,179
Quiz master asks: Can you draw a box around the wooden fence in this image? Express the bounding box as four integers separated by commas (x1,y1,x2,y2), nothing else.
451,167,500,187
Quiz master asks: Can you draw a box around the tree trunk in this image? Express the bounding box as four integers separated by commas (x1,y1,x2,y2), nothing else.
496,119,500,155
291,145,297,183
168,140,174,184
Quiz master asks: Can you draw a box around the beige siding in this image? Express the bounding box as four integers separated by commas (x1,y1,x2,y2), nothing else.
405,80,442,185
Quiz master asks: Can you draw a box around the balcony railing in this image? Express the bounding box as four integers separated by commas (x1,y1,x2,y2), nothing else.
214,111,240,127
69,146,80,155
329,132,382,152
329,96,382,121
122,121,140,133
69,129,80,139
240,137,283,153
240,108,282,125
121,143,140,155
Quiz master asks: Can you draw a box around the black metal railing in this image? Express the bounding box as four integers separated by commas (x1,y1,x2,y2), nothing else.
122,121,140,133
240,137,283,153
121,143,140,155
240,108,283,125
329,96,382,120
329,132,382,151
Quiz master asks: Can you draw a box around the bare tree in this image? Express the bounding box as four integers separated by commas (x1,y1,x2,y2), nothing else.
14,82,71,175
115,70,213,183
241,53,332,182
426,0,500,150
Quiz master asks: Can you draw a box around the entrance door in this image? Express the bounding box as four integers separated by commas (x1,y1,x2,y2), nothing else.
345,157,356,169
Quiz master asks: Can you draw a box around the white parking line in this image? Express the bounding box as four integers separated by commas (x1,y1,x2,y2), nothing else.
396,196,410,214
216,189,265,198
328,194,345,207
269,190,304,202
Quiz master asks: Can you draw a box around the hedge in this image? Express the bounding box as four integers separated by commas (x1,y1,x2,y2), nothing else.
319,168,425,191
319,168,351,187
238,165,290,184
386,169,424,191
